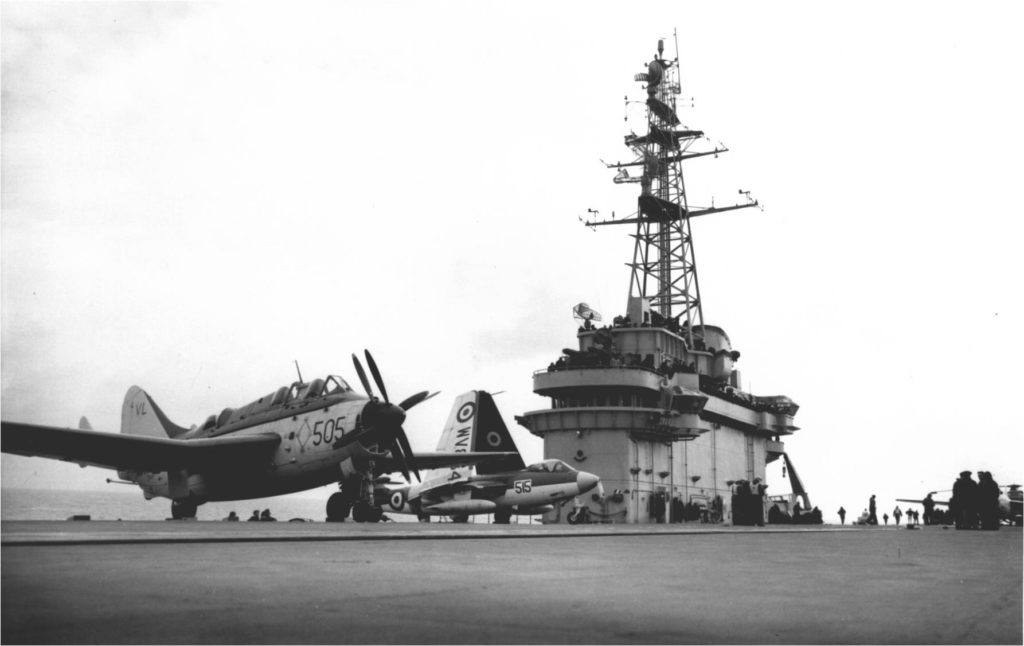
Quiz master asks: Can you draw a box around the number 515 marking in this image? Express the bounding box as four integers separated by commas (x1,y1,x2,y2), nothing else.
513,479,532,494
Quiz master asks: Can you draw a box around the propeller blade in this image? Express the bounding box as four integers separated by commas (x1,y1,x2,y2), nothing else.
398,390,440,411
396,428,420,482
352,354,374,399
389,437,411,483
364,350,389,403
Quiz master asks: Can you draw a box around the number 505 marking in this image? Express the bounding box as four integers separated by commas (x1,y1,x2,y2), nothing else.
513,479,532,494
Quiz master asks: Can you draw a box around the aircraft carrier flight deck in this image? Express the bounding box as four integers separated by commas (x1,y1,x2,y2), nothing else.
3,520,1021,645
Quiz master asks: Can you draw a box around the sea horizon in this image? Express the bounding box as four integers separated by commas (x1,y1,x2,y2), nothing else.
0,487,538,524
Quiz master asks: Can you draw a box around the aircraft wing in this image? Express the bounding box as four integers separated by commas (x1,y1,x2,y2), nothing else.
896,498,950,507
418,478,509,502
373,451,520,476
1,422,281,472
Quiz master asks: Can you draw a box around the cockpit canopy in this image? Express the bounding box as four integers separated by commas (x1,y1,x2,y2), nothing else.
285,375,353,402
199,375,355,432
524,459,574,473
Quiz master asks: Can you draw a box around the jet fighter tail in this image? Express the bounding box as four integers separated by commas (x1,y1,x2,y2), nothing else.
472,391,525,475
431,390,524,478
120,386,190,439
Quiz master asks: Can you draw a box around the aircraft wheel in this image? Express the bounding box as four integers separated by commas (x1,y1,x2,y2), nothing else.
326,493,351,522
494,509,512,524
352,501,372,523
171,500,197,520
450,515,469,524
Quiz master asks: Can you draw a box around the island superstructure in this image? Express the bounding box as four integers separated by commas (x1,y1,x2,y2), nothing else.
516,37,806,524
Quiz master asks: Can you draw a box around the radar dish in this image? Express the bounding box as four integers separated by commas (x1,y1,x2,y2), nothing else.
573,302,603,322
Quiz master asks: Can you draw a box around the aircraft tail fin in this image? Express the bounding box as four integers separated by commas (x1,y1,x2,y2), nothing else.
427,390,525,481
78,417,93,431
120,386,190,438
471,391,525,475
434,390,480,453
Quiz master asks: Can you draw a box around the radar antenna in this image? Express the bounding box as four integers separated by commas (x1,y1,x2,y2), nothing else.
584,30,759,344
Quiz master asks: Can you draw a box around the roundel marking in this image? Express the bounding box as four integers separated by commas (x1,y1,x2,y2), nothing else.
456,402,476,423
486,431,502,448
389,490,406,511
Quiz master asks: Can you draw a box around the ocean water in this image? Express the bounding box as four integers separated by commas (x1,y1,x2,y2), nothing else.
1,487,341,522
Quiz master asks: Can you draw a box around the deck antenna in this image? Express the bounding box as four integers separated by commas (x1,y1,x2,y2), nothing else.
586,29,760,343
673,28,680,66
294,360,305,385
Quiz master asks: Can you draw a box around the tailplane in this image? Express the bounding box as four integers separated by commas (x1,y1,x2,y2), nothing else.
120,386,189,438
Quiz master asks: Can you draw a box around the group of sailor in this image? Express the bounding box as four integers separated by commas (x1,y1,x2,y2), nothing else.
951,470,1002,530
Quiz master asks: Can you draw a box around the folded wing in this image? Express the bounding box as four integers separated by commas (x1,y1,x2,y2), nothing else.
1,422,281,472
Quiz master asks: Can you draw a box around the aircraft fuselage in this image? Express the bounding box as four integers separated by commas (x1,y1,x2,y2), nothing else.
125,395,375,502
379,460,600,517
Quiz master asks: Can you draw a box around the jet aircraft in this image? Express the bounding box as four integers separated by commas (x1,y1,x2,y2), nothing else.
1,351,517,521
376,390,602,523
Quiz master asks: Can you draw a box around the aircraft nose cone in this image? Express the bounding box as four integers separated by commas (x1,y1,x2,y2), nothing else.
362,401,406,431
379,403,406,429
576,470,600,494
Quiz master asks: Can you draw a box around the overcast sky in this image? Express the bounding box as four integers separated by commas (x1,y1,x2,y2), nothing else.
3,1,1022,521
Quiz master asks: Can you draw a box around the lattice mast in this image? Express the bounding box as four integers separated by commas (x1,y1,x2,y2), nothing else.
586,34,759,345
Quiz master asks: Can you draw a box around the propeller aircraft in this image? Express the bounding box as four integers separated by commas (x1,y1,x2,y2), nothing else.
376,390,603,523
1,351,518,522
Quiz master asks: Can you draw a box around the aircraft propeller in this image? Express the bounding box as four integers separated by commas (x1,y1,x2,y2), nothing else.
351,350,422,483
364,351,389,404
398,390,440,412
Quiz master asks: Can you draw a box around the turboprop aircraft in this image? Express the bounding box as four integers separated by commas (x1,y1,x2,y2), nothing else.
1,351,517,521
375,390,602,523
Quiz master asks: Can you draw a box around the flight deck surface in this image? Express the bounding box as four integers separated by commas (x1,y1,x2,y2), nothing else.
3,522,1021,644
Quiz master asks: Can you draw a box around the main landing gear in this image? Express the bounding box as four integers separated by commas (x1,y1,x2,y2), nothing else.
326,492,352,522
170,499,198,520
326,476,385,523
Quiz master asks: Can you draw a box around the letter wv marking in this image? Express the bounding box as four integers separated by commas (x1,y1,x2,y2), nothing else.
454,427,471,452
